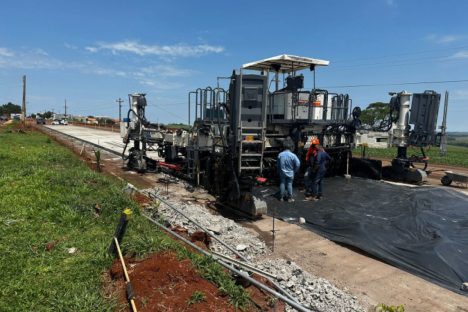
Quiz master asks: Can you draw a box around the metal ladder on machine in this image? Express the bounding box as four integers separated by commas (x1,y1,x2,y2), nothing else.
186,146,199,185
186,88,204,185
237,71,267,176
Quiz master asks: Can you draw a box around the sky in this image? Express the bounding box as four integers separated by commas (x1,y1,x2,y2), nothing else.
1,0,468,130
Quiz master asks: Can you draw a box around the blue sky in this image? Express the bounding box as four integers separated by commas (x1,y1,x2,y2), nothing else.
1,0,468,130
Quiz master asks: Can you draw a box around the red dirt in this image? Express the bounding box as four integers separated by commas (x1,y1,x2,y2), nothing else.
132,192,152,205
244,274,286,311
190,231,212,248
110,251,237,312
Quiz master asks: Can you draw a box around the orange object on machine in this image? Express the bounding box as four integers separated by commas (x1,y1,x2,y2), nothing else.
311,138,320,145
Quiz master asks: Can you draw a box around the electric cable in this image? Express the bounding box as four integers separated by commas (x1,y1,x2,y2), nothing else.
323,78,468,89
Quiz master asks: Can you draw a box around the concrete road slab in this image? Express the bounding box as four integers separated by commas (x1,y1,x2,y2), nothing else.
44,125,159,158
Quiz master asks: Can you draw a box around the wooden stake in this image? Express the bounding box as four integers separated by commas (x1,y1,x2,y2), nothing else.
113,237,138,312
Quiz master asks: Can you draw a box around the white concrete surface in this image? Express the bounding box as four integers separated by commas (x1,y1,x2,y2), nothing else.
45,125,126,154
44,125,160,160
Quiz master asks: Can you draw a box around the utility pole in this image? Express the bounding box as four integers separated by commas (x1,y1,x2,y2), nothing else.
22,75,26,126
64,99,67,118
439,91,449,156
116,98,124,122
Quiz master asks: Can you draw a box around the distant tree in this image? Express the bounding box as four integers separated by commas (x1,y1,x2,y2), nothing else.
87,115,94,118
97,118,115,125
360,102,389,128
41,111,53,119
166,123,191,130
30,113,37,119
0,102,21,115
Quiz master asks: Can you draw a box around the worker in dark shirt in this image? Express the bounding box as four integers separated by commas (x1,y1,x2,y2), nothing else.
308,145,331,200
304,138,319,196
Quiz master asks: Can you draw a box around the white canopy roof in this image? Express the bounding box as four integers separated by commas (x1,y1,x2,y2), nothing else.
242,54,329,72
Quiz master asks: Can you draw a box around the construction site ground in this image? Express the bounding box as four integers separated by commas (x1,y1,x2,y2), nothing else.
42,124,468,312
3,123,278,311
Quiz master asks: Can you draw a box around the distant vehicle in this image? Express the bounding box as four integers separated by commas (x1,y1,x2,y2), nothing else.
36,118,46,125
51,120,60,125
60,119,68,125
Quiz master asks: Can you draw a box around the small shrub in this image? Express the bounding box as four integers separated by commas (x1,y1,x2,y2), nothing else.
375,303,405,312
188,291,205,305
94,149,101,172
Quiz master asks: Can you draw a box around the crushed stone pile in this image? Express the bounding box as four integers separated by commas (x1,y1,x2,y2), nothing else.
141,188,365,312
142,190,268,260
256,259,365,312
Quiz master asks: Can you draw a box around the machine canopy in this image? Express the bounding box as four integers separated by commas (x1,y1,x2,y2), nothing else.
242,54,329,73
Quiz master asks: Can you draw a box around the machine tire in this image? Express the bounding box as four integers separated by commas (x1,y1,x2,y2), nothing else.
441,175,452,186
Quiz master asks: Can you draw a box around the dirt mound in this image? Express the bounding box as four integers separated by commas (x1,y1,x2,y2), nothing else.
110,251,236,312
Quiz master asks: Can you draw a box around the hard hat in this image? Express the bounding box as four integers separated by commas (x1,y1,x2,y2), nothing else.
311,138,320,145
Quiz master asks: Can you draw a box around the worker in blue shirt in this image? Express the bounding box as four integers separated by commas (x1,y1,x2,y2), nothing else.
277,141,301,202
309,145,331,200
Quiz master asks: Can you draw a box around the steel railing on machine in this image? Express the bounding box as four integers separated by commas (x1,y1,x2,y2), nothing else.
188,87,228,125
187,87,228,184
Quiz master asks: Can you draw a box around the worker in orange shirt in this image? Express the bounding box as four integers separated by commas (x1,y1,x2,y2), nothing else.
304,138,319,197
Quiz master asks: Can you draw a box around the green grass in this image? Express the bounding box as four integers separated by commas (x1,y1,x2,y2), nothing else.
0,125,249,311
375,303,405,312
354,145,468,168
187,291,206,305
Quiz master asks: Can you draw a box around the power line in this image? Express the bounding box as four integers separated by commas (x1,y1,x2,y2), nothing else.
147,103,187,123
326,53,468,74
332,43,468,64
21,75,26,125
323,78,468,89
116,98,124,122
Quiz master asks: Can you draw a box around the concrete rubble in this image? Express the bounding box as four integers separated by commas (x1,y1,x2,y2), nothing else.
256,259,365,312
142,188,365,312
142,189,268,260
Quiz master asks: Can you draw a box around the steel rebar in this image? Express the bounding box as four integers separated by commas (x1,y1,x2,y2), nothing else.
146,192,248,261
142,214,312,312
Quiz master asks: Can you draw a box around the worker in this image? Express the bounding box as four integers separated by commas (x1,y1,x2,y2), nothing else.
304,138,319,196
277,140,301,202
308,145,331,200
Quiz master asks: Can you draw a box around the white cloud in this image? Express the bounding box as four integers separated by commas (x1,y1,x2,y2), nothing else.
451,90,468,100
138,79,182,90
141,65,194,77
85,40,224,57
85,46,98,53
449,50,468,59
64,42,78,50
32,48,49,56
426,34,466,44
79,65,128,77
0,46,194,92
0,47,14,57
0,48,128,79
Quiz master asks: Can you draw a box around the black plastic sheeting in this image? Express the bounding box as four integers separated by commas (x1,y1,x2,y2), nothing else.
261,177,468,294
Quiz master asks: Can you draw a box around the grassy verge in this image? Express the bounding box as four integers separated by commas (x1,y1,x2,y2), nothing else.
354,145,468,168
0,125,248,311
